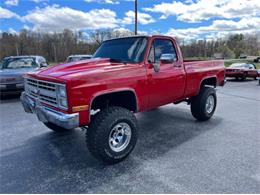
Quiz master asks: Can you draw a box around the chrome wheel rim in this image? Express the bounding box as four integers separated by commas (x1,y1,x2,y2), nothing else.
109,122,132,152
206,95,215,114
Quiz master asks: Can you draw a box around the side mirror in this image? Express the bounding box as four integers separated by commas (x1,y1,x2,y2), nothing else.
153,63,160,72
160,54,177,64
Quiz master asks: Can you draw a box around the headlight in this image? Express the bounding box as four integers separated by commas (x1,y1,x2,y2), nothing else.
57,84,68,109
59,97,68,108
58,85,67,97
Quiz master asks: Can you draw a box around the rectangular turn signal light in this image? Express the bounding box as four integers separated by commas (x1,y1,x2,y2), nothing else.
72,105,89,112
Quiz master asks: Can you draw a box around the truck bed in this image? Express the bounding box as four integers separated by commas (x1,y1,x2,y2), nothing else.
183,59,225,97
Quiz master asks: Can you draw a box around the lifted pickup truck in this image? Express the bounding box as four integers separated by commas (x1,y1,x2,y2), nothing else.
21,35,225,164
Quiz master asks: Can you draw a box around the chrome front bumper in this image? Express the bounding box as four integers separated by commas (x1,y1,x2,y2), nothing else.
20,92,79,129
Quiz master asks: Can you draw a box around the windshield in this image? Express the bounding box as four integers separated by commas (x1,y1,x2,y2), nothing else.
1,58,37,69
93,37,148,63
230,63,250,68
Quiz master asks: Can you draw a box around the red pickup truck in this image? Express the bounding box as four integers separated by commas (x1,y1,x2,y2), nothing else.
21,35,225,163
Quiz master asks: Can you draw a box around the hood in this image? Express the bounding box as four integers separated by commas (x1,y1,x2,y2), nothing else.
32,58,127,80
0,68,37,83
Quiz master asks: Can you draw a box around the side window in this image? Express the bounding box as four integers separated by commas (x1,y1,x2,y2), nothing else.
37,57,43,64
37,57,48,66
148,39,177,63
249,64,255,69
155,39,177,63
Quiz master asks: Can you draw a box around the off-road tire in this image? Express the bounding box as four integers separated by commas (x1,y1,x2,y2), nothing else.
44,122,70,132
86,106,138,164
190,86,217,121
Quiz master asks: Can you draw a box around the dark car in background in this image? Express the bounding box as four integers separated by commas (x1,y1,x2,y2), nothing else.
225,63,258,80
254,57,260,63
0,55,48,95
66,55,92,63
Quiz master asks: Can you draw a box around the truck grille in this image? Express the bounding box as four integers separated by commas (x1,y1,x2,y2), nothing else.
25,77,60,107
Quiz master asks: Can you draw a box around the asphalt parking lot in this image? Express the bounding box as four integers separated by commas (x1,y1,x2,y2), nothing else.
0,79,259,193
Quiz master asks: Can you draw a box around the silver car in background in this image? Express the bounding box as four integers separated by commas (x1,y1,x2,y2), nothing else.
0,55,48,95
66,54,92,62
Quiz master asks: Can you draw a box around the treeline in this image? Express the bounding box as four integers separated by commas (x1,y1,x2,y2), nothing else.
0,29,100,62
0,29,259,62
180,33,260,59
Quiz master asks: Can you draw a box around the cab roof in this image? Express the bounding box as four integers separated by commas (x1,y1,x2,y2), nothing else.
104,35,174,42
67,55,92,58
4,55,44,59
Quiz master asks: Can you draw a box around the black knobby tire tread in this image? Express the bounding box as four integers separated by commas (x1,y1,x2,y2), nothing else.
86,106,137,163
190,86,217,121
86,106,138,164
44,122,69,132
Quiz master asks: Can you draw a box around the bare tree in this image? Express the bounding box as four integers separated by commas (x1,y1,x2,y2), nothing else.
1,29,259,62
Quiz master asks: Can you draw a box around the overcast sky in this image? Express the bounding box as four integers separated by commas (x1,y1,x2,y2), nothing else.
0,0,260,40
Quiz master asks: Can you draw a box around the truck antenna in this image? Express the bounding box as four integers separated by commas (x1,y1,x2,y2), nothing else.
135,0,138,35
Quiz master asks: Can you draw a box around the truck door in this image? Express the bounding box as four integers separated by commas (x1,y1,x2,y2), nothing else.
146,38,186,108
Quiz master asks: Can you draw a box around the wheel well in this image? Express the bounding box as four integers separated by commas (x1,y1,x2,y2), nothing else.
91,91,137,112
200,77,217,89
